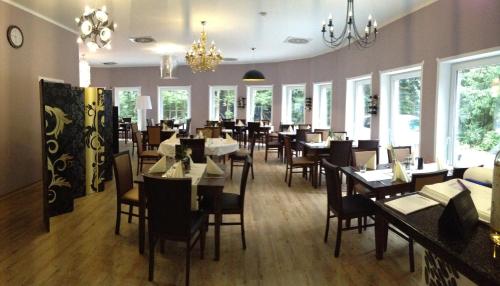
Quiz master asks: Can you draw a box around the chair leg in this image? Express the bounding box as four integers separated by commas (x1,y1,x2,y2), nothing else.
363,216,368,230
200,226,206,259
185,239,191,286
334,218,342,257
115,202,121,235
251,163,254,180
288,168,293,187
357,217,362,234
265,149,268,162
230,159,234,179
284,165,288,182
137,157,140,175
128,205,133,223
240,213,246,250
148,237,156,281
409,237,415,272
324,209,330,243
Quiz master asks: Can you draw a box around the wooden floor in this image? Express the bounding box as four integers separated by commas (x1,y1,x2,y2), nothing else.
0,142,423,286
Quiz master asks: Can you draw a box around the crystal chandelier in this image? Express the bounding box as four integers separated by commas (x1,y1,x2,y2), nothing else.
185,21,223,73
75,6,117,51
321,0,378,48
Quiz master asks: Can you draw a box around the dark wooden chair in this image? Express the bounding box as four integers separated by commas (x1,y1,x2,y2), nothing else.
279,123,293,132
130,123,138,155
147,126,162,149
208,126,222,138
314,129,330,141
112,151,140,235
206,120,219,127
305,131,323,143
229,136,255,179
160,130,176,142
387,146,412,163
196,127,212,139
247,122,264,148
293,129,309,156
201,155,252,250
135,131,160,174
319,140,353,187
179,118,191,137
284,136,315,187
265,132,281,162
410,169,448,193
180,138,206,163
298,124,311,130
144,175,207,285
331,131,348,140
322,159,375,257
357,139,379,149
351,148,379,198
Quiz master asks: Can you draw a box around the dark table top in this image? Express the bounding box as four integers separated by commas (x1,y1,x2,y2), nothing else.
340,165,411,191
375,197,500,285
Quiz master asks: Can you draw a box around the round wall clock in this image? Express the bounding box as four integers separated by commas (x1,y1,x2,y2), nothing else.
7,25,23,48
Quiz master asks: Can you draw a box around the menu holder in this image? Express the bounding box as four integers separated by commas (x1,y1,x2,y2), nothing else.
438,189,479,239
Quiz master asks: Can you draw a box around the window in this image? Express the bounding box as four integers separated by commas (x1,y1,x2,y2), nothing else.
446,55,500,166
209,86,237,120
346,76,372,139
158,86,191,120
282,84,306,124
114,87,140,122
247,86,273,122
380,66,422,155
312,82,332,129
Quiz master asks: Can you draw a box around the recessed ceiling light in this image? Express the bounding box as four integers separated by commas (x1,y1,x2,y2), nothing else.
284,36,311,44
259,11,267,16
223,57,238,62
129,36,155,43
103,61,117,65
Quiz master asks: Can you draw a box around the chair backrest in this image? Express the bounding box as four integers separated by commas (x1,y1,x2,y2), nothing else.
180,138,206,163
388,146,411,163
295,129,308,142
131,123,138,143
352,149,378,168
280,123,293,132
329,140,353,167
196,127,212,139
222,121,235,130
261,119,270,126
206,120,219,127
305,131,323,143
298,124,311,130
411,170,448,192
239,156,252,208
144,175,193,238
266,132,279,146
332,131,348,140
314,129,330,141
112,151,134,198
357,139,379,149
209,126,222,138
247,122,260,135
284,136,294,165
147,126,162,145
248,135,256,157
136,131,145,156
122,117,132,123
160,130,176,142
185,118,191,133
160,119,174,129
322,159,343,214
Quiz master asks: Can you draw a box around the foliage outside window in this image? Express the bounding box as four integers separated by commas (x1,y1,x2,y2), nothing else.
313,83,332,129
248,87,272,121
210,87,236,120
282,85,306,124
159,87,190,120
353,79,372,139
116,88,139,122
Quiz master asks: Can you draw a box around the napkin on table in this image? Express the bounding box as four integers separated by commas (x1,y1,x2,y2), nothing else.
148,156,167,173
392,161,411,183
164,161,184,178
165,132,177,143
206,156,224,176
287,126,294,133
198,130,204,139
237,120,244,127
366,153,377,170
325,136,333,147
225,134,237,144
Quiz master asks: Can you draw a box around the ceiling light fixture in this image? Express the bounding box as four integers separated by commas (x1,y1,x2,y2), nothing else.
242,48,265,82
185,21,223,73
75,5,116,51
129,36,155,44
160,55,177,79
320,0,377,48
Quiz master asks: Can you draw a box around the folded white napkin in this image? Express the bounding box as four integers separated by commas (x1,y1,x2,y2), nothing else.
165,161,184,178
333,133,346,140
162,123,170,131
188,155,194,166
307,125,311,129
392,161,410,183
287,126,293,133
366,154,377,170
165,132,177,143
206,156,224,176
198,130,204,139
260,121,264,127
306,133,322,143
237,120,244,127
225,134,237,144
149,156,167,173
325,136,333,147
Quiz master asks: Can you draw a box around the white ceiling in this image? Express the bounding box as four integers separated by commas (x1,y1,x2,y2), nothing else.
7,0,437,67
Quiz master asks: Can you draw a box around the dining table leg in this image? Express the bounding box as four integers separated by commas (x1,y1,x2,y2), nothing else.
214,189,222,261
375,209,389,260
138,184,146,254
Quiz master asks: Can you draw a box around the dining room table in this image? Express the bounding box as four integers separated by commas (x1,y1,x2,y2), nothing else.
134,163,226,260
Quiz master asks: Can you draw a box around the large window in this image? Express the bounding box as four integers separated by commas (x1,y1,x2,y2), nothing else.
447,56,500,166
346,77,372,139
158,86,191,120
114,87,140,122
312,82,332,129
247,86,273,122
282,84,306,124
209,86,237,120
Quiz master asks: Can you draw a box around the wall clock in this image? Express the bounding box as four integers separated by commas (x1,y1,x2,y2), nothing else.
7,25,23,49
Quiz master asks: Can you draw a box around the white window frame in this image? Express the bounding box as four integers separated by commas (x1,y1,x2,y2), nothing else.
281,84,306,124
114,86,141,116
435,48,500,165
380,63,423,155
312,82,332,129
209,85,238,121
346,75,372,139
157,86,191,120
246,85,273,122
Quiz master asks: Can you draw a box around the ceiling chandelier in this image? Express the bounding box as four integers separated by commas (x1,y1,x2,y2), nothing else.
321,0,378,48
75,6,116,51
185,21,223,73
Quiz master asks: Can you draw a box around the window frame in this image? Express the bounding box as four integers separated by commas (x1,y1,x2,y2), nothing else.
114,86,141,120
208,85,238,121
346,75,372,140
281,83,306,124
246,85,274,122
157,85,192,120
312,81,333,130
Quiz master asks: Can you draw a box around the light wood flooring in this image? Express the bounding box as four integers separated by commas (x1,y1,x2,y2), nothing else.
0,142,424,285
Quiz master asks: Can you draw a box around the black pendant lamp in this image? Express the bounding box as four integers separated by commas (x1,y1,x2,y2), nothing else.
242,48,265,81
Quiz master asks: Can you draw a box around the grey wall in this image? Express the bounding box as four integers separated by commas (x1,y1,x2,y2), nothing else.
0,1,79,196
91,0,500,161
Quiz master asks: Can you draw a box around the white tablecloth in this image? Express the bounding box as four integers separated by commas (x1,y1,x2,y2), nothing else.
158,138,239,157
